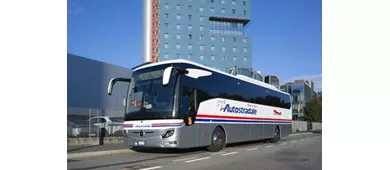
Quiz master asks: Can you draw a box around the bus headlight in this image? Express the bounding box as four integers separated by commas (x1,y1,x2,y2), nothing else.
162,129,175,138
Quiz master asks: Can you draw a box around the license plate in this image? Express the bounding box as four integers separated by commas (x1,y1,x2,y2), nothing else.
138,141,145,145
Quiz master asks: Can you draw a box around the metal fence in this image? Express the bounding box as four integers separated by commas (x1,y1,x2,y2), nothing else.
67,107,125,140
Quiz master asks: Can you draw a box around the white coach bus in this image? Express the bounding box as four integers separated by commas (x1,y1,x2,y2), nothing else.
108,59,292,152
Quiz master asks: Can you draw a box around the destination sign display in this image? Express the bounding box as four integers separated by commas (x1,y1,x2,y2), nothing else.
135,69,164,81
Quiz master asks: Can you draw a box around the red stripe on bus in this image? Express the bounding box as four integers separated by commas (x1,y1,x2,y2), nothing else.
196,114,292,121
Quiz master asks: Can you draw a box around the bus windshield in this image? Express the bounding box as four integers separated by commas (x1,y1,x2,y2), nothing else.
124,66,178,121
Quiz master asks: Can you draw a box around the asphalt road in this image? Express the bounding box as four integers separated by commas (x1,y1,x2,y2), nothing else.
68,133,322,170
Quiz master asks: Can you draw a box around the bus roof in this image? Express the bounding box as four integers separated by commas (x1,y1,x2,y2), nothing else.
133,59,290,96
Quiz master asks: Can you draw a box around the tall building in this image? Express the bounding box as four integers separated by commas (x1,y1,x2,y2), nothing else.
264,75,280,89
282,80,315,120
143,0,252,72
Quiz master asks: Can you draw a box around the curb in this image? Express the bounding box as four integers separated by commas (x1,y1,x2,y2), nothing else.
289,132,312,136
67,149,134,159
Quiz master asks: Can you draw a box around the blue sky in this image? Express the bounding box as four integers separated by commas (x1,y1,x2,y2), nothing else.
67,0,322,91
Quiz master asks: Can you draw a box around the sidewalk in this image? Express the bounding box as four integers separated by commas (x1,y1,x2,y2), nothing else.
68,143,129,154
67,143,133,159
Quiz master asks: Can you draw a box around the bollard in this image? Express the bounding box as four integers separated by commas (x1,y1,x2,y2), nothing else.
99,128,105,145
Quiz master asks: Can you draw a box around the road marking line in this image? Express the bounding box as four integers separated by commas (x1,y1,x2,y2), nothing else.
221,152,239,156
211,151,226,155
289,132,311,136
299,139,305,141
280,142,287,145
140,166,162,170
265,145,274,148
246,148,259,151
292,140,297,143
185,157,210,163
172,157,198,162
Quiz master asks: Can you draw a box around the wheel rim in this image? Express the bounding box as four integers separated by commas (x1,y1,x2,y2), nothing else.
274,128,280,140
213,132,222,147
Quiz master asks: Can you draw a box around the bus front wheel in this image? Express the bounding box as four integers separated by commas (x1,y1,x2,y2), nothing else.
206,127,226,152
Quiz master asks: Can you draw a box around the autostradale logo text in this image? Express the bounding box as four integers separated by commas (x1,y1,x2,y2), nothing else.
217,100,257,115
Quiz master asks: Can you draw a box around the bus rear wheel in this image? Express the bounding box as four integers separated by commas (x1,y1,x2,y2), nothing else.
206,127,226,152
270,126,280,143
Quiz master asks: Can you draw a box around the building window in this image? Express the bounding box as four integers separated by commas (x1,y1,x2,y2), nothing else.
188,54,192,59
165,3,169,9
211,0,214,3
188,44,192,49
200,55,204,60
165,43,169,48
188,15,192,20
176,5,180,10
243,38,247,43
200,45,204,50
222,0,225,4
188,25,192,30
233,37,237,42
211,45,215,50
200,16,204,21
243,10,246,15
222,46,226,51
188,5,192,10
164,13,169,19
243,1,246,6
222,56,226,60
244,56,247,62
211,36,215,41
176,44,181,49
232,0,236,5
176,34,181,39
176,24,180,29
222,8,225,13
233,56,237,61
211,7,215,12
244,47,247,52
164,33,169,39
211,55,215,60
188,34,192,40
199,7,204,12
200,25,204,31
164,23,168,27
176,14,181,20
164,53,169,59
222,37,225,42
199,35,204,40
232,9,236,14
176,54,180,58
233,47,236,52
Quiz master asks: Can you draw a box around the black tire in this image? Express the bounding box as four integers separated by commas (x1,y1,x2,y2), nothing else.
270,126,280,143
206,127,226,152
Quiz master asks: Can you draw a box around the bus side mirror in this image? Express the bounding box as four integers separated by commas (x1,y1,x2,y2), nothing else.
163,66,173,85
108,77,131,95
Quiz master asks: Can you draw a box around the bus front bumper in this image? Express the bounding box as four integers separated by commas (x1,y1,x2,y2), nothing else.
124,129,181,148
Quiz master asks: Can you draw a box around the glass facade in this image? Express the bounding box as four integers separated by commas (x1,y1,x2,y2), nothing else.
284,83,314,120
264,75,280,89
158,0,252,72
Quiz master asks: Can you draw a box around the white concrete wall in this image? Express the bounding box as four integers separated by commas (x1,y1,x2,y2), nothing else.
312,122,322,130
292,121,308,132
